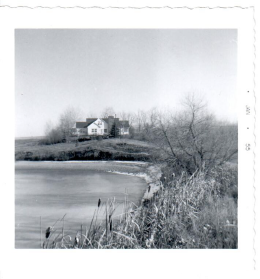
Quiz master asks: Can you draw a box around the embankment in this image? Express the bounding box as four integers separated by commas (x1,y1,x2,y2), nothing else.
15,138,157,162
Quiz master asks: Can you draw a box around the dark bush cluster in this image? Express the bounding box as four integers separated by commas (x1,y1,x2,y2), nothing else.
39,129,65,145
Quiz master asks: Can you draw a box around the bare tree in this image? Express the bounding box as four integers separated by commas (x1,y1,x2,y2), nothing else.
149,96,238,174
148,110,189,171
101,107,116,118
118,111,135,124
133,110,149,136
44,120,54,136
141,108,159,138
118,111,128,121
58,107,83,141
42,107,82,144
176,95,237,170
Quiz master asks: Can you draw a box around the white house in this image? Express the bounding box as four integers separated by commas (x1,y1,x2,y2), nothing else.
87,118,108,135
73,116,130,137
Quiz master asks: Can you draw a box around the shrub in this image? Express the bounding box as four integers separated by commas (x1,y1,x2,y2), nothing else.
39,129,64,145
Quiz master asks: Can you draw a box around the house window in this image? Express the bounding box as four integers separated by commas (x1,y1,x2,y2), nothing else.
104,129,107,133
92,129,97,133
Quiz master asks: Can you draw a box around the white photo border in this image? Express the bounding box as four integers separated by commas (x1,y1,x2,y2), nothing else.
0,4,258,279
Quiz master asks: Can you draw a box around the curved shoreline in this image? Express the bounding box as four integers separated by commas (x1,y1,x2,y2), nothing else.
106,164,163,200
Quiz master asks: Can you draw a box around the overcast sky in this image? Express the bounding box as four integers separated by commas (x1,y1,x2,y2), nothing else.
15,29,237,137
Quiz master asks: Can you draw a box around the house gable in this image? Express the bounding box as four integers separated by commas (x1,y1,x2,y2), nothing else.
87,118,108,135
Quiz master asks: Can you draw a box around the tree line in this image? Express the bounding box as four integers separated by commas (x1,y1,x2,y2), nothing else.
101,97,237,174
43,96,238,174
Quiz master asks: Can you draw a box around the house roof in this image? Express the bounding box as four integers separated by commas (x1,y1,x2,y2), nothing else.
76,118,130,129
102,117,119,123
86,118,98,125
77,121,101,128
75,122,89,128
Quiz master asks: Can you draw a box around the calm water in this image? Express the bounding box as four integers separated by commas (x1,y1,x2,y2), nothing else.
15,161,147,248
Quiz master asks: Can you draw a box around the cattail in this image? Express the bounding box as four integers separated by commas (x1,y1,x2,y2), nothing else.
154,204,158,214
74,236,79,246
45,227,51,239
98,198,101,208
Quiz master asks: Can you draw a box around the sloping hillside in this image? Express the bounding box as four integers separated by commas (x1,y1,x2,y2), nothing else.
15,138,158,162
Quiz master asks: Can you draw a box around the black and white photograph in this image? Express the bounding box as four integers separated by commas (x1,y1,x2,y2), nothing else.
0,3,259,279
15,29,238,249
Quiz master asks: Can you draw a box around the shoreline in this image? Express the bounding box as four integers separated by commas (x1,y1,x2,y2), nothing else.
107,164,163,200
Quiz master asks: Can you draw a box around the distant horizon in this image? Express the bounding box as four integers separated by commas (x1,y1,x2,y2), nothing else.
15,29,237,137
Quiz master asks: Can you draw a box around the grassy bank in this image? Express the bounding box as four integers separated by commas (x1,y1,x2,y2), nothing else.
15,137,157,162
42,164,237,249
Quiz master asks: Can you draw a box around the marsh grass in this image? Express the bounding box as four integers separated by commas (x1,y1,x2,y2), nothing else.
41,165,237,249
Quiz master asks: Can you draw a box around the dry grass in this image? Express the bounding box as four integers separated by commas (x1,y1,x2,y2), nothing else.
15,137,156,161
41,165,237,249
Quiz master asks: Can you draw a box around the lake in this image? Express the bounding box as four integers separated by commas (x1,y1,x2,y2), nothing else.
15,161,148,248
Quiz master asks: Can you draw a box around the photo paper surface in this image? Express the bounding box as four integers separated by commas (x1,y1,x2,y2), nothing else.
0,2,259,279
